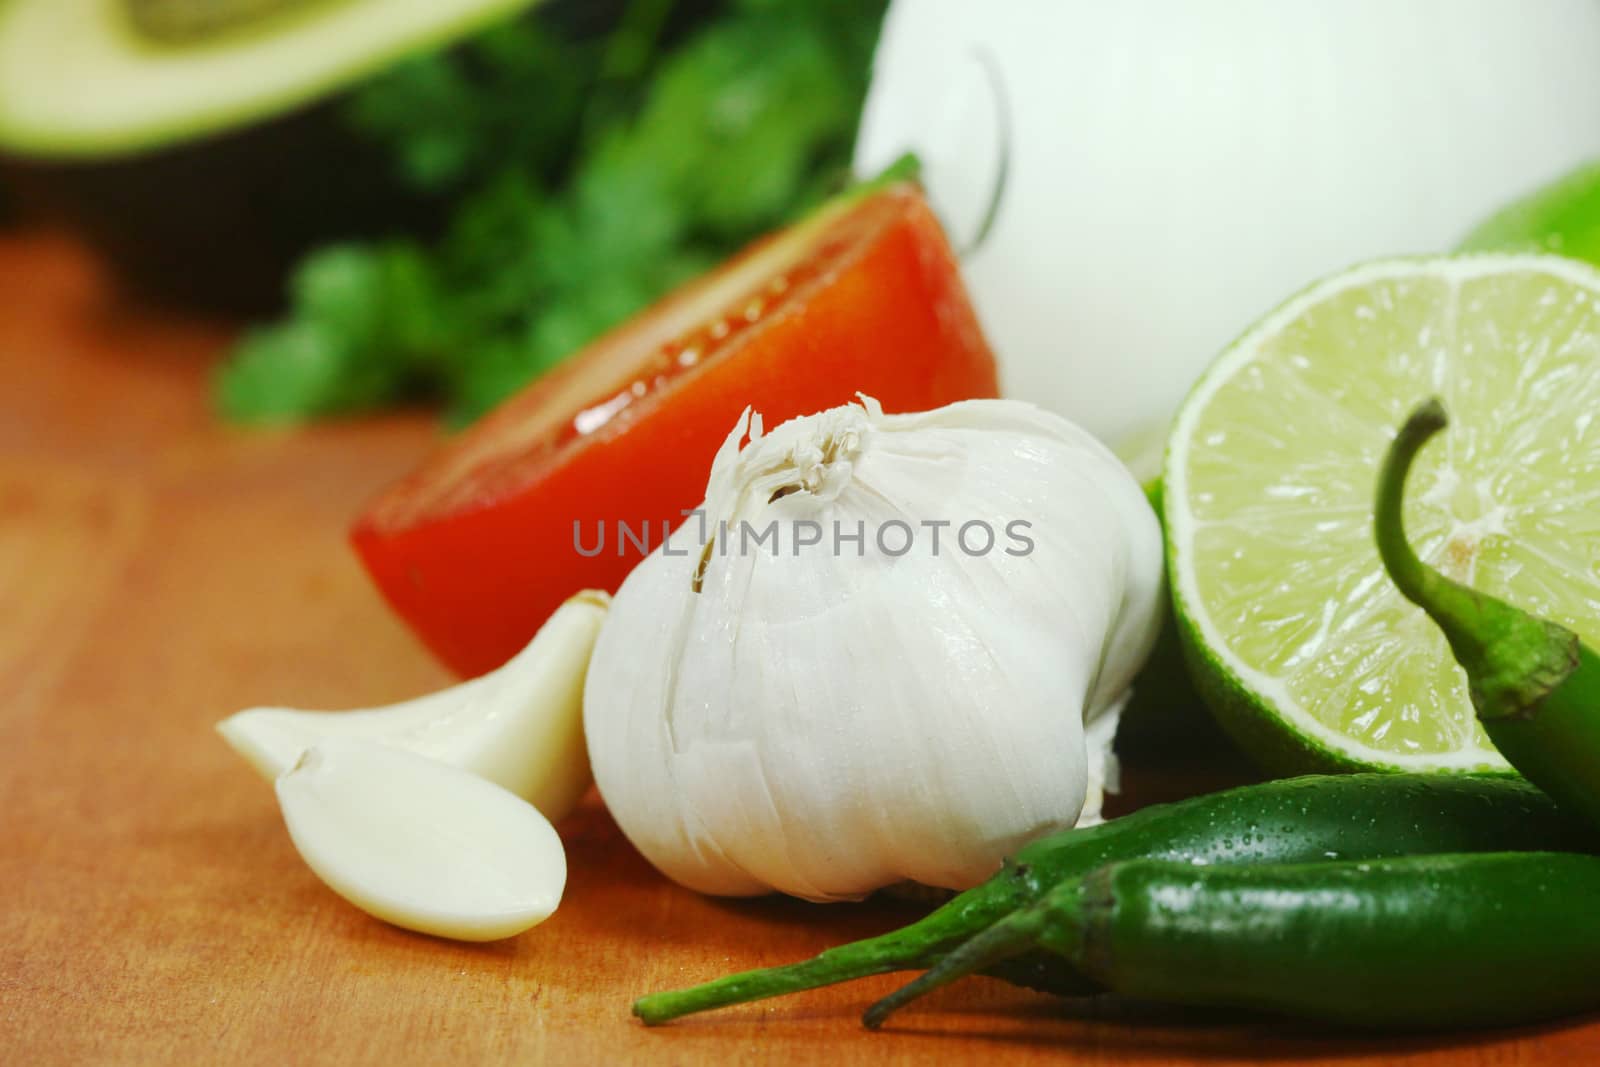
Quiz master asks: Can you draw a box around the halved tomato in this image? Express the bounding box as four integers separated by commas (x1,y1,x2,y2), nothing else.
352,183,999,677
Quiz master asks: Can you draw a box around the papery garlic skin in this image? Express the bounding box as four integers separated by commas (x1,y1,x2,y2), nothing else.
583,397,1161,901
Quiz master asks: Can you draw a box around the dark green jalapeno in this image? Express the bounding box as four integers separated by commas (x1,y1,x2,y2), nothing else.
1376,399,1600,830
867,851,1600,1031
633,773,1595,1024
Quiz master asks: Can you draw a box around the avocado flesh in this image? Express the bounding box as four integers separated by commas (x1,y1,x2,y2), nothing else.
126,0,348,45
0,0,541,158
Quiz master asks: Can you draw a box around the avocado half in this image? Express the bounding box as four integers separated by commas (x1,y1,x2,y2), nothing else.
0,0,545,313
0,0,541,159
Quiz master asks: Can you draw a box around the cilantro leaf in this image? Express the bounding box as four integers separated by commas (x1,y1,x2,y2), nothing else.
216,0,889,426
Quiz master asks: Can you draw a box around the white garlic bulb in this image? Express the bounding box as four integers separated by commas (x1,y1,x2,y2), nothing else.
583,397,1162,901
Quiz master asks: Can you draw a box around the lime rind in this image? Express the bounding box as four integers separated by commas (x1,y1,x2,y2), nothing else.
1165,253,1600,774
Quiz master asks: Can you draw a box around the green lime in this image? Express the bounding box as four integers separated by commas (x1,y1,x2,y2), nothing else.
1114,474,1243,762
1461,161,1600,265
1165,255,1600,774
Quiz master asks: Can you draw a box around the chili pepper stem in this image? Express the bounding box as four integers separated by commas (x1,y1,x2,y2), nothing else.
863,904,1060,1030
1374,399,1579,719
632,907,987,1025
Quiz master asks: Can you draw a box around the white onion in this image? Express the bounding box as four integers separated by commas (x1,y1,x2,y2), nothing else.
855,0,1600,466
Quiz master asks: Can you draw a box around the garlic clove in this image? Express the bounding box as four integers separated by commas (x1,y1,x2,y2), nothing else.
218,591,608,823
276,739,566,941
217,684,471,784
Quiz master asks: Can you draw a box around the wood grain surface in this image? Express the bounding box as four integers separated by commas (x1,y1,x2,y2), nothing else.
3,233,1597,1065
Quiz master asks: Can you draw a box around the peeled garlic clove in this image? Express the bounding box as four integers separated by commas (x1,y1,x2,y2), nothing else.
218,591,608,822
217,684,469,783
276,739,566,941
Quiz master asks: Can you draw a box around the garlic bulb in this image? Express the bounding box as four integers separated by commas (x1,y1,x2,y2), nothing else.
583,397,1161,901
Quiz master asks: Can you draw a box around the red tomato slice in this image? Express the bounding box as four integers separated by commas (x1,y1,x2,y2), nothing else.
352,183,999,677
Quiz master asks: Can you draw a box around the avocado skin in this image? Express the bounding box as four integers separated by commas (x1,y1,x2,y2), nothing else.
1,99,437,315
0,0,720,316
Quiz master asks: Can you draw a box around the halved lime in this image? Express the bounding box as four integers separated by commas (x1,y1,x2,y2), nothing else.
1165,255,1600,773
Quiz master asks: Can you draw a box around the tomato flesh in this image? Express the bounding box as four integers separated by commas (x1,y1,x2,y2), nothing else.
352,184,999,677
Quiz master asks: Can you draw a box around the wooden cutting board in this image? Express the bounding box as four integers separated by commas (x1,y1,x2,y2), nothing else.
3,233,1597,1066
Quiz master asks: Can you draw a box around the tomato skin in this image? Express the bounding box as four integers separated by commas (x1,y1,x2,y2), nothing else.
352,186,998,678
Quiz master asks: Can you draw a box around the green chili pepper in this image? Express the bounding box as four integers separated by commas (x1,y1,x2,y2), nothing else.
632,773,1594,1024
866,851,1600,1030
1376,399,1600,830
